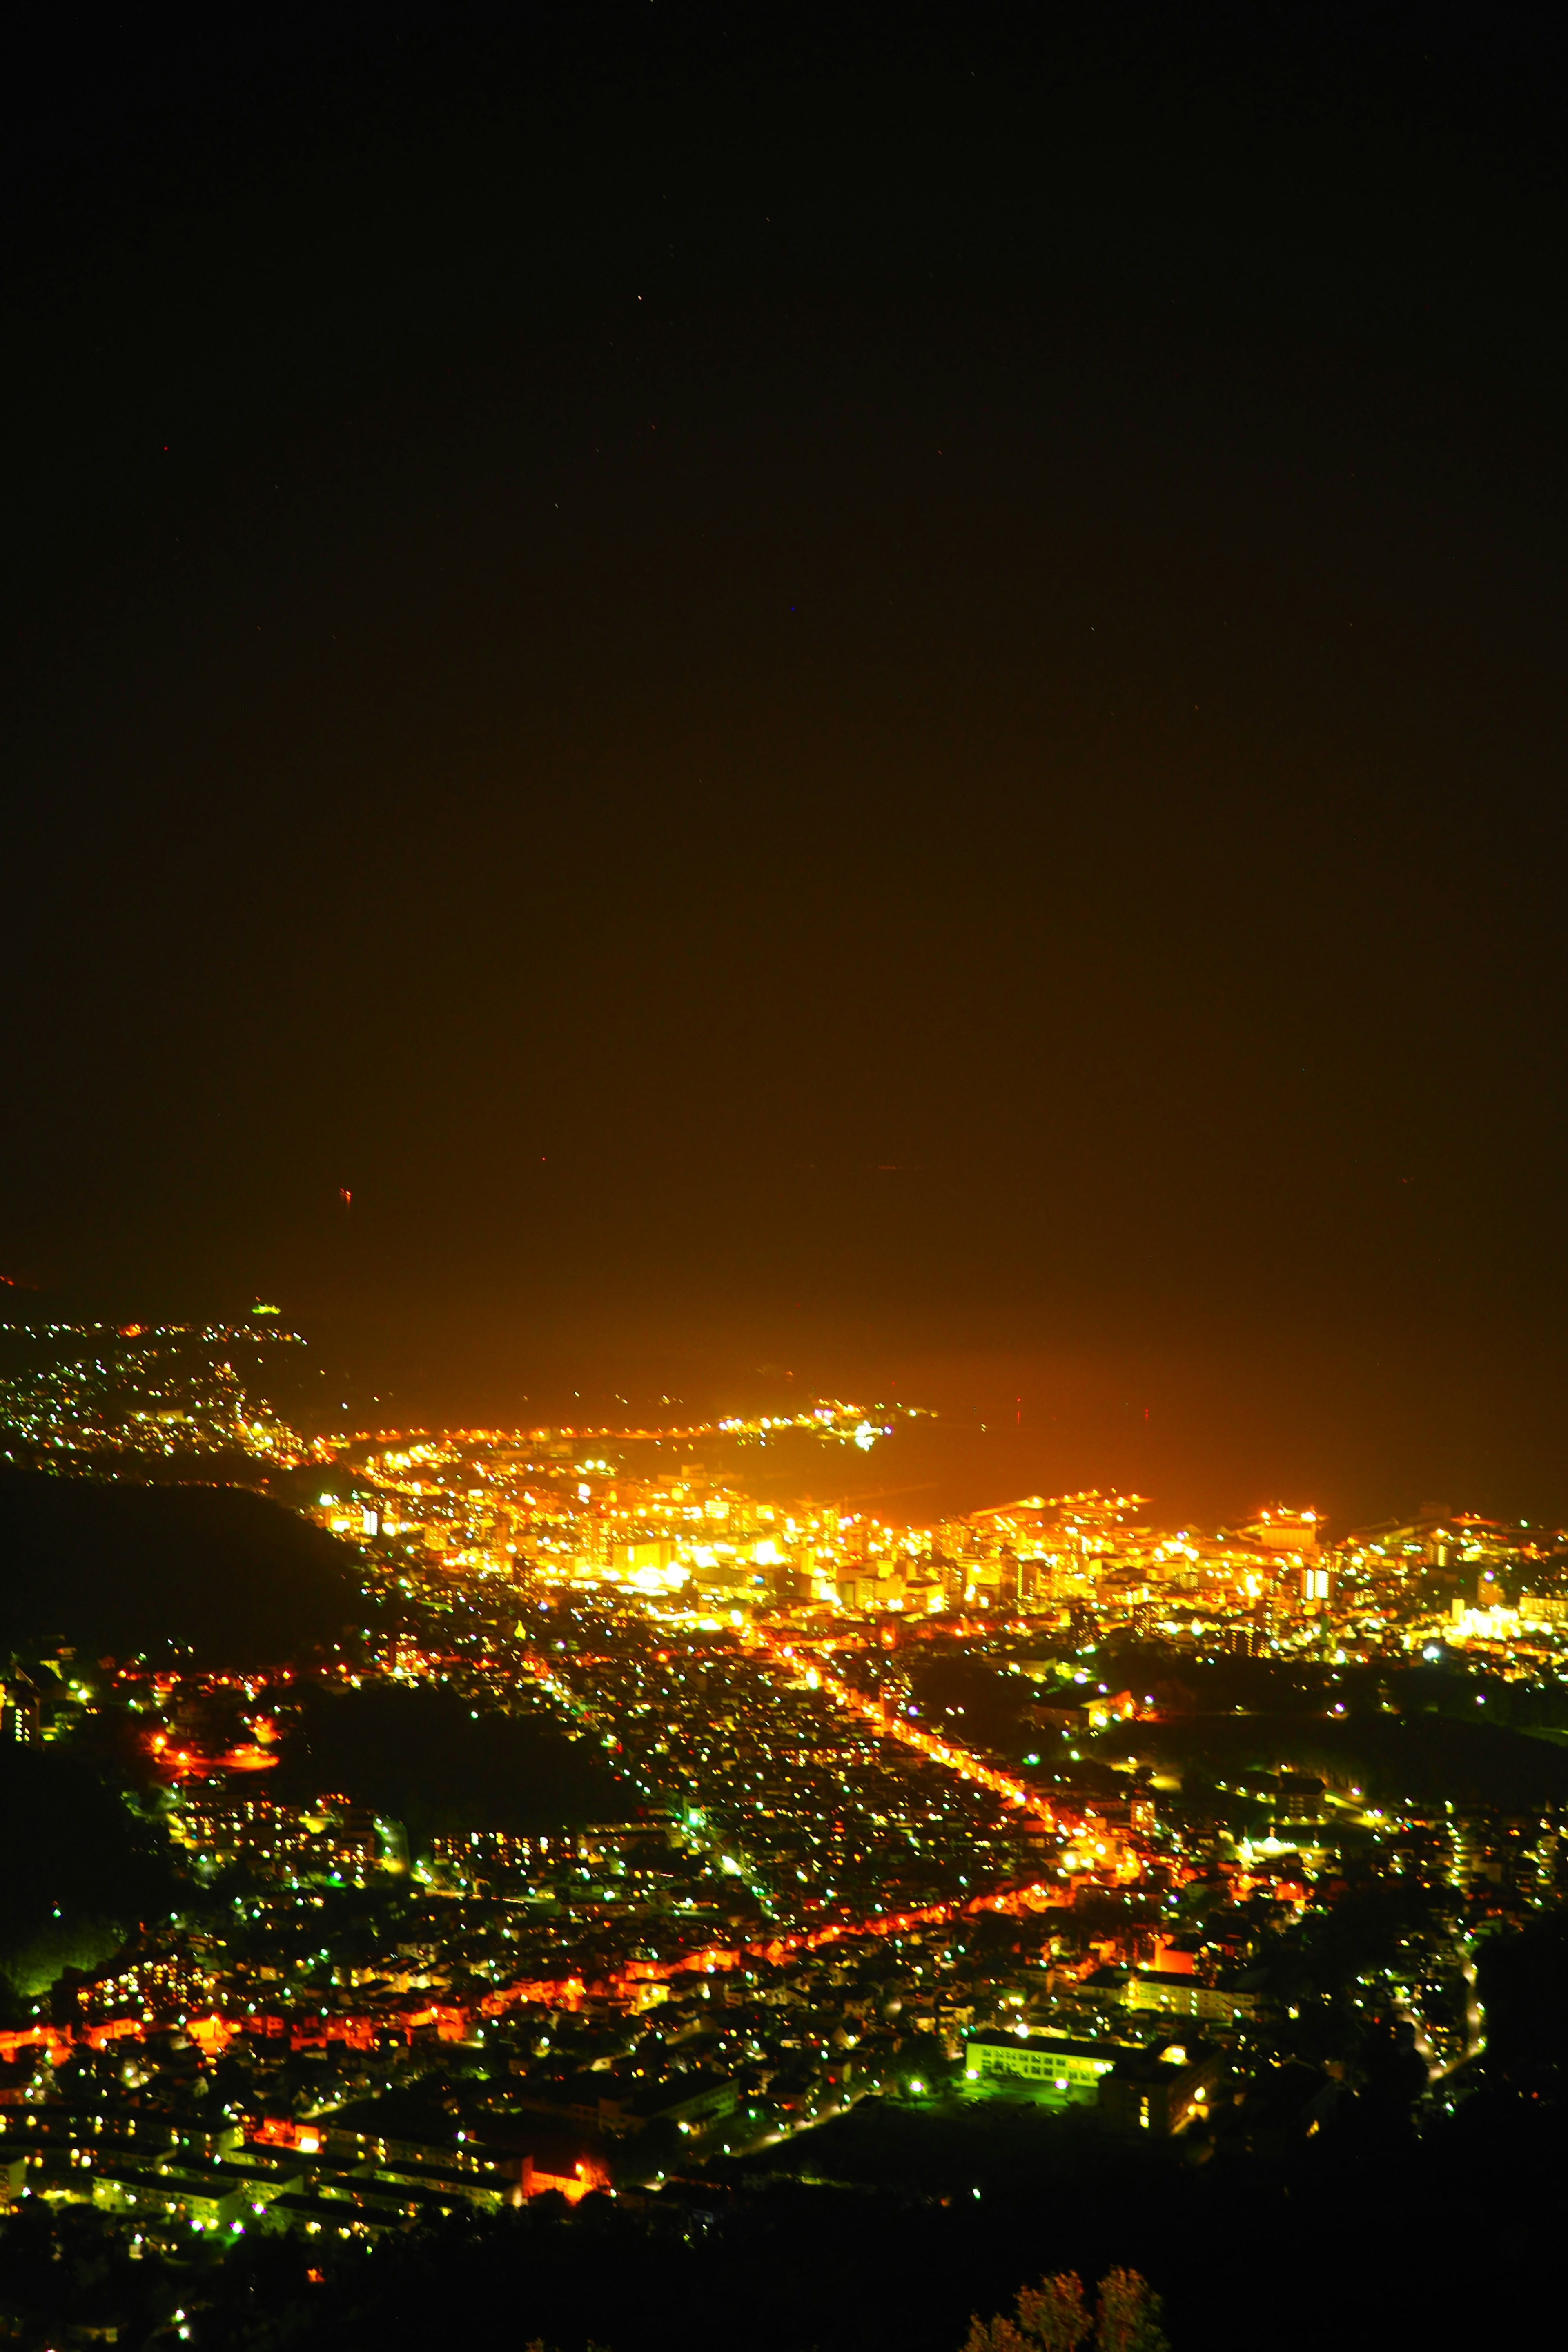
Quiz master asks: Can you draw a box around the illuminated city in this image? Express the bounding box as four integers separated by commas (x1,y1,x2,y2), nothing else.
4,1319,1568,2349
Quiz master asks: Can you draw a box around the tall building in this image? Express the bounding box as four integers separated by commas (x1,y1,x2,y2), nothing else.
0,1674,41,1744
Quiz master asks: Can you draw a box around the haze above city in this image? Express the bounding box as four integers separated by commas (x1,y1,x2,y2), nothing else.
4,6,1568,1538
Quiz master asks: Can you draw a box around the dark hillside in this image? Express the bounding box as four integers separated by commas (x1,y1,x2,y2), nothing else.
273,1682,631,1852
0,1469,363,1665
0,1743,175,2004
1098,1710,1568,1811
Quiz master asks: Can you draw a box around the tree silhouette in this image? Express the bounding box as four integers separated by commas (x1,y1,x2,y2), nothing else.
1092,2269,1169,2352
1017,2274,1091,2352
964,2269,1167,2352
962,2318,1031,2352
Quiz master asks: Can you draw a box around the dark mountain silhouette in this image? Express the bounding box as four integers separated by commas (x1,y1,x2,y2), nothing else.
0,1469,364,1666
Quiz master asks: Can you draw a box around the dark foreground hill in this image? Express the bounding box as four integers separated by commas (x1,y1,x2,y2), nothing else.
0,1469,364,1666
90,2084,1568,2352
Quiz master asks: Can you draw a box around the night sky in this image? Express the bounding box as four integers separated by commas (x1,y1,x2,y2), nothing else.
5,4,1568,1523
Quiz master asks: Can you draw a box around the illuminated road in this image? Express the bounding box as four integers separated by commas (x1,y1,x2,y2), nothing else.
746,1627,1147,1886
747,1627,1045,1816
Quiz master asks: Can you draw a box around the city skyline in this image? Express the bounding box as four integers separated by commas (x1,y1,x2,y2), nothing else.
5,1304,1565,1534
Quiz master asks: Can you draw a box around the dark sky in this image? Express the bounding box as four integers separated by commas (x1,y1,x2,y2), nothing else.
4,3,1568,1523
